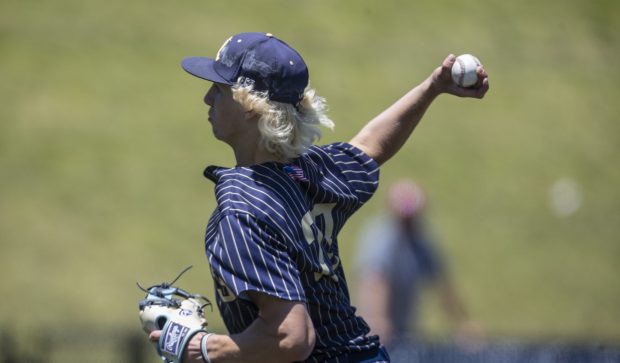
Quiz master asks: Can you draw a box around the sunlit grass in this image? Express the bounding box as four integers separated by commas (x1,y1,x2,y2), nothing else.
1,0,619,351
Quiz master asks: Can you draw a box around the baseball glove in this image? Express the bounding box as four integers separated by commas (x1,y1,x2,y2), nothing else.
137,266,211,363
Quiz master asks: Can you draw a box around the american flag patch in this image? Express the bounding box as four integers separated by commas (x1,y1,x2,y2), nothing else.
283,164,309,182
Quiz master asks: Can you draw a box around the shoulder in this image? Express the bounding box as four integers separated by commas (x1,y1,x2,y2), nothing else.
211,166,285,213
292,143,380,206
304,142,380,185
305,142,379,170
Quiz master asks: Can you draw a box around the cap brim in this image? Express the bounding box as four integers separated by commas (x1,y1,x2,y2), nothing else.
181,57,232,85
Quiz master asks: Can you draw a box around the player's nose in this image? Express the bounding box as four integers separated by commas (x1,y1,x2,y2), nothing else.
204,85,216,106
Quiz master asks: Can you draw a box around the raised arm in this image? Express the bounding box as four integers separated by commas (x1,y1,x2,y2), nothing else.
350,54,489,166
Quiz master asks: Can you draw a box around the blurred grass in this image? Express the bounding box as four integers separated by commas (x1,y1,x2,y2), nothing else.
1,0,619,350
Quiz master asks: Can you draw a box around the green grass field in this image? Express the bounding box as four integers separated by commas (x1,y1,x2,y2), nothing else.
1,0,619,352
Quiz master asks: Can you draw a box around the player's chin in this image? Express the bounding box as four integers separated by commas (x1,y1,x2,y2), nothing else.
211,130,224,141
209,124,222,139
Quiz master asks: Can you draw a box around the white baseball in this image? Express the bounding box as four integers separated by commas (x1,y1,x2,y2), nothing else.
451,54,482,87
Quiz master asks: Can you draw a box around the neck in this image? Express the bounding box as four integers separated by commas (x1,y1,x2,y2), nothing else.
233,143,288,167
226,114,289,166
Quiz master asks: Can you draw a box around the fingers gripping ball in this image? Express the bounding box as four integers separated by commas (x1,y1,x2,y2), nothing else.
138,266,212,363
451,54,482,88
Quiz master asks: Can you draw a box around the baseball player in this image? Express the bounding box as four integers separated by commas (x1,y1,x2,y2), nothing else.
148,32,488,362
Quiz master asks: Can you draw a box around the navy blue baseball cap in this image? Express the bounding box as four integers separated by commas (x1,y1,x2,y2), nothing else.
182,32,309,105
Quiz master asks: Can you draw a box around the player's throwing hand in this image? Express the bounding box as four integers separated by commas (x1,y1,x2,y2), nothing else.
431,54,489,98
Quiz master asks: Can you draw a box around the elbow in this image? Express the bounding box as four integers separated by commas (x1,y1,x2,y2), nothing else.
279,323,315,361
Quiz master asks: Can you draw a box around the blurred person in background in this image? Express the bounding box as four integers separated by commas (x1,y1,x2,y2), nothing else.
355,179,483,359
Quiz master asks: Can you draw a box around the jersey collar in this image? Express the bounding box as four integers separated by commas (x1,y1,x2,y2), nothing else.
203,165,227,184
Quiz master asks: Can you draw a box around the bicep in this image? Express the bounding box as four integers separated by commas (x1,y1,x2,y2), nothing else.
349,115,410,167
206,292,315,363
247,291,313,333
245,291,315,358
349,127,387,166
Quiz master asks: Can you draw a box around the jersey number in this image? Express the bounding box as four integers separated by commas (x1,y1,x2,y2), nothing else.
301,203,340,282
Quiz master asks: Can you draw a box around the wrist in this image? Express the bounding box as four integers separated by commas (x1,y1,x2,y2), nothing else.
424,75,442,99
200,333,214,363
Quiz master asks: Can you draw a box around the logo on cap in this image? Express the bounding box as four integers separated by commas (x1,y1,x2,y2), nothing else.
215,36,232,62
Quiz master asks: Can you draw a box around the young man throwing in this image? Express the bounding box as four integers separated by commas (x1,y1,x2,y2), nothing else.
149,32,489,363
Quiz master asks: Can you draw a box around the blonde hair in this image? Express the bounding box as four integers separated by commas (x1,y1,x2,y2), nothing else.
231,82,335,160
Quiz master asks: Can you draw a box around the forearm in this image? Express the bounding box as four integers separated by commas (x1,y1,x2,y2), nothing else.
350,54,488,166
350,76,440,166
202,300,314,363
205,317,309,363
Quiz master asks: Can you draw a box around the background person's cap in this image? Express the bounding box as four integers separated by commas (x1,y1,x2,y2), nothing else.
182,32,309,105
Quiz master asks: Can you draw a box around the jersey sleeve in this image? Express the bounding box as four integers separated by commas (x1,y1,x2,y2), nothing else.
321,142,380,204
207,212,306,302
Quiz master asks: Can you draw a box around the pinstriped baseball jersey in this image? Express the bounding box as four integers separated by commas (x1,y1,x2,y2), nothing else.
203,142,382,362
